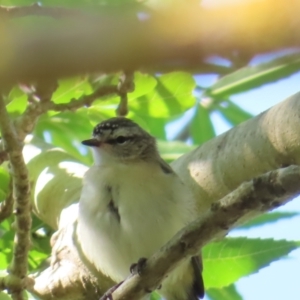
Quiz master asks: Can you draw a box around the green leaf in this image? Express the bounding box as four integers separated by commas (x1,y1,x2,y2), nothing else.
35,110,93,164
135,116,167,140
217,100,253,126
127,72,157,100
208,284,243,300
7,86,25,101
157,140,196,162
92,72,157,106
150,292,163,300
6,92,27,115
0,291,12,300
0,230,14,269
0,0,39,8
0,219,11,233
237,212,299,230
0,167,9,201
0,252,9,270
52,77,93,104
147,118,166,140
28,249,49,270
203,237,300,289
130,72,196,118
208,52,300,98
87,106,116,127
31,232,52,255
190,103,216,145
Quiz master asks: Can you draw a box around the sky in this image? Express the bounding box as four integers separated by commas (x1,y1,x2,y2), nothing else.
198,67,300,300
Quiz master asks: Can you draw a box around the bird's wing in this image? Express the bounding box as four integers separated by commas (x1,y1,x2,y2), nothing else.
191,255,205,299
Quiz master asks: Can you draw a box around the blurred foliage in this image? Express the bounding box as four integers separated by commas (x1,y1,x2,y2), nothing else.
206,52,300,100
0,1,300,300
236,212,299,230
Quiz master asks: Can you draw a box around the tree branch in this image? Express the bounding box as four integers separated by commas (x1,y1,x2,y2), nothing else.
116,71,134,116
0,3,84,19
110,165,300,300
0,0,299,85
49,84,118,112
14,80,58,140
0,96,31,299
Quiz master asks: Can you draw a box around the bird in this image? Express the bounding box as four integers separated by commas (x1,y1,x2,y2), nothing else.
76,117,204,300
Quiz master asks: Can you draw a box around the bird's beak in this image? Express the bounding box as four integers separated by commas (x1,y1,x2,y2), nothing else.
81,138,101,147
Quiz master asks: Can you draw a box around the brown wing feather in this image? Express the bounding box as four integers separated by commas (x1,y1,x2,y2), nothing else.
191,255,205,299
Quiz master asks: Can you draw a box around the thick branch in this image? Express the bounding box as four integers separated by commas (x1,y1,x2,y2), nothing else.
110,165,300,300
0,96,31,299
0,0,299,84
0,3,85,19
172,91,300,216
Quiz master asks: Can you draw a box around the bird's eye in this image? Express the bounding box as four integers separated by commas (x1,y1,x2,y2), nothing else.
116,136,127,144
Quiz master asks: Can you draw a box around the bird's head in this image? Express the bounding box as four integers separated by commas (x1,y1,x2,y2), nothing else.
82,117,157,164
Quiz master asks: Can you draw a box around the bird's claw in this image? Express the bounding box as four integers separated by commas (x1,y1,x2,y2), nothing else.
130,257,147,275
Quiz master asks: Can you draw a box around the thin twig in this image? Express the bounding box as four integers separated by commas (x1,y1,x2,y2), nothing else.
49,85,118,112
14,80,58,141
116,71,134,116
0,95,31,299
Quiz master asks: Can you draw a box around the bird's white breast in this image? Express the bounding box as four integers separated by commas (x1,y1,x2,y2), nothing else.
77,160,195,282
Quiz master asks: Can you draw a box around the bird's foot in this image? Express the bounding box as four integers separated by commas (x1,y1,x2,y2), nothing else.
130,257,147,275
99,281,124,300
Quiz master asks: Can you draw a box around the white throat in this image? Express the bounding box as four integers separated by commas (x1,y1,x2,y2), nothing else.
91,147,116,166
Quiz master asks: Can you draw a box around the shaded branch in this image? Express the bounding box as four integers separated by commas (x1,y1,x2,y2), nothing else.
0,3,84,19
0,0,299,85
0,96,31,299
110,165,300,300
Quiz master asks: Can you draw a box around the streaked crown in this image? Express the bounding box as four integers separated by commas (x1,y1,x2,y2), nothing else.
83,117,158,161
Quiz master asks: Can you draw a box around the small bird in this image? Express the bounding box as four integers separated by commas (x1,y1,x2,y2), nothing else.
76,117,204,300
